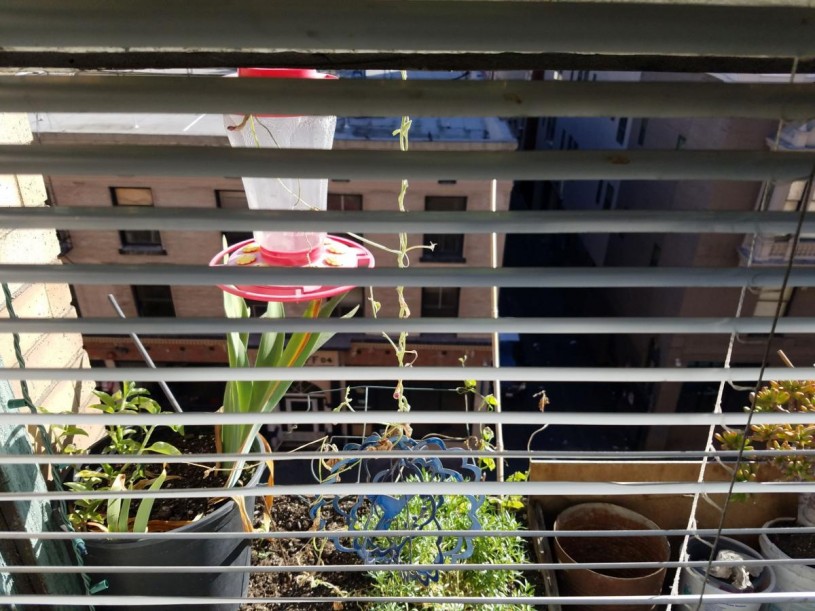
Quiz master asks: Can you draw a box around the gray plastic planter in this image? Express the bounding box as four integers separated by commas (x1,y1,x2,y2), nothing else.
77,438,264,611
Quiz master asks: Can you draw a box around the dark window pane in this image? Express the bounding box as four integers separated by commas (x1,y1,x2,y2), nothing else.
421,287,460,318
603,184,616,210
56,229,73,255
327,193,363,212
637,118,649,146
216,189,249,210
423,196,466,262
113,187,164,252
121,229,163,248
132,285,175,318
616,117,628,144
332,286,365,318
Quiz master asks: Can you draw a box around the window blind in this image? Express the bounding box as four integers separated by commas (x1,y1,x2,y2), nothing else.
2,1,815,608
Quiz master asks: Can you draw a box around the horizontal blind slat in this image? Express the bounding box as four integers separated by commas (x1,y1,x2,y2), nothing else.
5,557,811,573
3,207,813,235
4,409,815,426
2,0,814,57
2,264,814,288
5,365,815,383
2,480,814,502
4,526,814,540
7,77,815,119
3,316,814,335
3,146,814,180
3,365,815,383
4,449,814,466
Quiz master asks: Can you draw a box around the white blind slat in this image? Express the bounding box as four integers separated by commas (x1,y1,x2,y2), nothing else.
1,316,815,335
3,146,815,180
6,77,815,119
3,263,815,288
3,207,813,235
2,0,813,57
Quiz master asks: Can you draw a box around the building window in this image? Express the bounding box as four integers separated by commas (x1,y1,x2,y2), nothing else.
112,187,165,254
421,287,460,318
327,193,363,212
422,196,466,262
216,189,253,245
132,285,176,318
595,181,604,204
783,180,815,212
616,117,628,145
332,286,365,318
753,287,794,318
545,118,556,141
603,183,616,210
559,131,566,150
327,193,364,243
437,180,458,185
56,229,73,256
676,134,687,150
637,118,649,146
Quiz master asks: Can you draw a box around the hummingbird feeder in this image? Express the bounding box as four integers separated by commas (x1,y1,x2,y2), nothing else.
210,68,374,303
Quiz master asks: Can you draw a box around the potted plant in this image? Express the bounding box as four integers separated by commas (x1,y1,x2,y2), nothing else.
678,535,775,611
63,290,353,611
552,502,670,611
63,381,266,611
366,485,538,610
714,375,815,611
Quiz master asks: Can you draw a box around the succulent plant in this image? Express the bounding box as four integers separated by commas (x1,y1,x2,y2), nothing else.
716,379,815,483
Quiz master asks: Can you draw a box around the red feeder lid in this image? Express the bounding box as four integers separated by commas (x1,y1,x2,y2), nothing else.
233,68,338,117
238,68,337,80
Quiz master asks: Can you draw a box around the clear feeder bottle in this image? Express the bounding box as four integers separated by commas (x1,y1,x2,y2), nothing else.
224,68,337,265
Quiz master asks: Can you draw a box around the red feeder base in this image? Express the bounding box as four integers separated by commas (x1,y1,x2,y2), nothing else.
209,235,374,303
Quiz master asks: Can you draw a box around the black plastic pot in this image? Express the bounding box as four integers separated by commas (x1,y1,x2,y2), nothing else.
76,435,264,611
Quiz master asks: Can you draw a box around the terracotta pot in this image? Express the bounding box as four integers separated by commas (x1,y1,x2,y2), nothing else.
554,503,670,611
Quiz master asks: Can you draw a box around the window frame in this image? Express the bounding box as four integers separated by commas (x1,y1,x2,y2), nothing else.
421,195,467,263
112,186,166,255
421,286,461,318
131,285,176,318
216,189,254,246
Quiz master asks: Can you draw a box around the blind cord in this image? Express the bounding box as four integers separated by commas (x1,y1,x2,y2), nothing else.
689,58,800,611
692,164,815,611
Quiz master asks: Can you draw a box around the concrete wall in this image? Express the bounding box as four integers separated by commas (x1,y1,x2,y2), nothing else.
0,113,95,423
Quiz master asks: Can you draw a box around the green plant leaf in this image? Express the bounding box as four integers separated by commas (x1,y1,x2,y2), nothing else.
61,426,89,438
144,441,181,456
133,468,167,533
223,291,252,422
106,473,127,533
255,302,285,366
247,301,287,419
